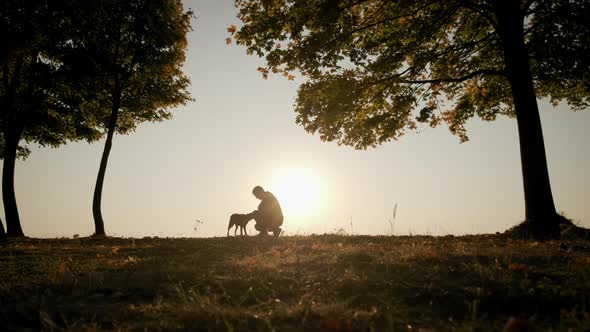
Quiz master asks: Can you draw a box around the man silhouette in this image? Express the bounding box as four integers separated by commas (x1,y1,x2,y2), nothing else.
252,185,283,237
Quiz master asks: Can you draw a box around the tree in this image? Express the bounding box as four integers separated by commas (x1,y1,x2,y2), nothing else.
232,0,589,237
0,216,5,242
0,0,100,237
63,0,192,237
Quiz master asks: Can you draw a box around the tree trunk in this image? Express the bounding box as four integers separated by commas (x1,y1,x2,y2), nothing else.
0,216,6,242
494,1,560,235
2,128,25,237
92,88,121,237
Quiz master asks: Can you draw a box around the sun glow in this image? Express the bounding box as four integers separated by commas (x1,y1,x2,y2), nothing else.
267,167,324,221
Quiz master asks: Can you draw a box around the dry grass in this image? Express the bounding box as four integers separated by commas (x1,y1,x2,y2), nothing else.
1,234,589,331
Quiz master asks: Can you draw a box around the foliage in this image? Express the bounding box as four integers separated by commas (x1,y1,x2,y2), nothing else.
230,0,589,147
0,235,589,330
0,0,102,156
60,0,193,134
0,135,31,159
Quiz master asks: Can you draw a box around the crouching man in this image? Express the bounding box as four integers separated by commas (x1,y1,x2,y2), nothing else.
251,185,283,237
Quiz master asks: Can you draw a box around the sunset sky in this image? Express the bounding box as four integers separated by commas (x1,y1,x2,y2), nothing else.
0,0,588,238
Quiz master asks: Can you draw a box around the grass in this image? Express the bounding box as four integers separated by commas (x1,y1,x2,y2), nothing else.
1,234,589,331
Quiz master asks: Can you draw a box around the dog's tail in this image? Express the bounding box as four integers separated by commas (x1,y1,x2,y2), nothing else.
228,214,238,236
227,216,234,237
227,222,234,236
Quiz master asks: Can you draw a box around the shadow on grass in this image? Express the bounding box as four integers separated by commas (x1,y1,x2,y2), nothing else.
0,235,589,331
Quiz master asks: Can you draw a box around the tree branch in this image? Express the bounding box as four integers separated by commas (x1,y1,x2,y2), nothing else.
327,0,441,48
458,0,498,30
398,68,504,84
414,84,434,106
341,0,372,11
353,3,460,66
357,83,392,111
363,66,414,88
356,0,390,28
367,68,504,88
433,30,496,59
460,0,493,12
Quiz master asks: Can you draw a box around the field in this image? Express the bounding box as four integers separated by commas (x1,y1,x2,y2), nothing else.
1,234,589,331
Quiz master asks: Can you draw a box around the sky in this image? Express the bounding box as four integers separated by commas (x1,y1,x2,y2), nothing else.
0,0,589,238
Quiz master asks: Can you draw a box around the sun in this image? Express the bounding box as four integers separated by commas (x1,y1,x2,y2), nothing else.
267,167,323,220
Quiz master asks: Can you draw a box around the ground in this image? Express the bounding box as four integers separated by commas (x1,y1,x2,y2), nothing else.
1,234,589,331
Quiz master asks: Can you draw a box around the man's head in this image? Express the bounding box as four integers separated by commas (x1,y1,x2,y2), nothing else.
252,185,265,200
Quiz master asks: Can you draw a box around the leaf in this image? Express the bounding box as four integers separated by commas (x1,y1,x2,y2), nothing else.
257,67,269,79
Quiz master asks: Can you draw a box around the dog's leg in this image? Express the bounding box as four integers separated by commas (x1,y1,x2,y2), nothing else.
244,225,248,236
234,224,238,236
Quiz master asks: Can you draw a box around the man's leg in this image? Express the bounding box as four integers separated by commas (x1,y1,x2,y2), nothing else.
252,211,269,236
270,217,283,238
272,227,282,238
254,222,268,236
266,218,282,238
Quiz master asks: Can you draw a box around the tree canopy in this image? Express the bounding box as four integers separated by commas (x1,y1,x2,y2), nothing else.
232,0,589,236
0,0,100,152
61,0,193,137
231,0,588,147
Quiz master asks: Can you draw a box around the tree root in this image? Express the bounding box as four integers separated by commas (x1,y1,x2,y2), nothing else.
504,214,590,240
